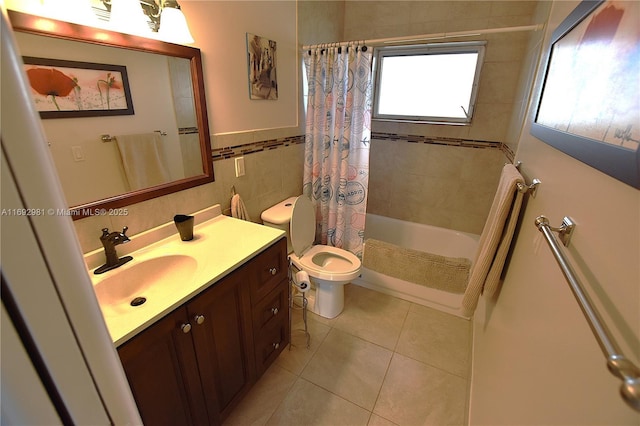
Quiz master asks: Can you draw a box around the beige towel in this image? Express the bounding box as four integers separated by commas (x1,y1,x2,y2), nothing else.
231,193,251,221
115,133,170,191
363,238,471,294
461,163,525,317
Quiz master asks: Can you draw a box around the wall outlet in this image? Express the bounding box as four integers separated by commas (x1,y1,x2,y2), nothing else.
235,157,245,177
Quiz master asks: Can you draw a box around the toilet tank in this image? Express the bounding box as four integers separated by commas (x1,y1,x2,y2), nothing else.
261,196,298,253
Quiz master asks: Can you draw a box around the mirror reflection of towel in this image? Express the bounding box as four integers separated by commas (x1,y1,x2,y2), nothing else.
115,133,170,191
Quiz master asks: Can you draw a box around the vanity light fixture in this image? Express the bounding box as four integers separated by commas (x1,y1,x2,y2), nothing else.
9,0,193,43
37,0,99,26
101,0,194,44
109,0,151,37
154,1,194,44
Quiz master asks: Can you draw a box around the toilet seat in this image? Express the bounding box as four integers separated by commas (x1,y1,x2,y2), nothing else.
289,196,361,281
289,245,361,281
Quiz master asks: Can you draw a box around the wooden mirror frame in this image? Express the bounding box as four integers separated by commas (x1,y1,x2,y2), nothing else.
8,10,214,219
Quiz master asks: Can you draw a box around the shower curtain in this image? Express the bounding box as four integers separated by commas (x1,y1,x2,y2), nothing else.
303,44,373,259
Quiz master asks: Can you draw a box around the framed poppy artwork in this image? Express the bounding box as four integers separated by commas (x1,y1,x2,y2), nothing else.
22,56,134,119
531,0,640,189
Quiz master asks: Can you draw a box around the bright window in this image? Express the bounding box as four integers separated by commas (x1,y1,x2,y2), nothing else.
373,42,485,124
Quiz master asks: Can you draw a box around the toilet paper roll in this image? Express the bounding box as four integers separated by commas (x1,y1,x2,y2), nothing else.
294,270,310,293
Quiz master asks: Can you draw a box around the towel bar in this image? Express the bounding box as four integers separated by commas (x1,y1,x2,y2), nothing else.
101,130,167,142
535,215,640,412
513,161,541,197
516,178,541,196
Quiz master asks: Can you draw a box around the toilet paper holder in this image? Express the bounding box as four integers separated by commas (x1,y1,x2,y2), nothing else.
289,262,311,349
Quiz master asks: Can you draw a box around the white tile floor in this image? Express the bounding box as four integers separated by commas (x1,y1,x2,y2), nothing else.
223,284,472,426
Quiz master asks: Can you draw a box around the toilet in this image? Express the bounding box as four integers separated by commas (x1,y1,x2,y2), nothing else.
261,196,361,318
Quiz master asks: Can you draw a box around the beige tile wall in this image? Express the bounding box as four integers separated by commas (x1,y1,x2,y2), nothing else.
367,138,506,234
340,1,543,233
298,0,345,46
344,0,539,146
504,1,552,154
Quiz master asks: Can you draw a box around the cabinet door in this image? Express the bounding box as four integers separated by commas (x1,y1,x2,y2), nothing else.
118,307,212,426
188,268,255,421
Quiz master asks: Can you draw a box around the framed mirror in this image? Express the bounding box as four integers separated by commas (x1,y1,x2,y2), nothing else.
8,10,214,219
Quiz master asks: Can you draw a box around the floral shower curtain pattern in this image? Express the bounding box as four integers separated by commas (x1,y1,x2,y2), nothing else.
303,44,373,259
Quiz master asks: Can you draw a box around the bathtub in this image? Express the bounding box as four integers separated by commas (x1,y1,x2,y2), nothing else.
353,214,479,317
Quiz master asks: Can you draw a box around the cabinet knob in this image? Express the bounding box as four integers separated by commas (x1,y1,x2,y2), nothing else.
272,342,280,350
271,307,279,315
194,315,205,325
181,323,192,333
269,267,277,275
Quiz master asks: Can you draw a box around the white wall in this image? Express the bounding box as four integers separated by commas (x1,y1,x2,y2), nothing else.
469,1,640,424
181,1,298,135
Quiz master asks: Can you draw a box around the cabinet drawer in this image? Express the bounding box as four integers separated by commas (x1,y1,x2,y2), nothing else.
249,237,288,303
253,280,288,332
255,321,288,375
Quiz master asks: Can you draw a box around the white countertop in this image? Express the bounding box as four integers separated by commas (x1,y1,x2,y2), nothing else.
87,206,285,346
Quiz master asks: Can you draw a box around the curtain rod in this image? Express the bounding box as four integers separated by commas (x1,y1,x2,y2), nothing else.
302,24,544,50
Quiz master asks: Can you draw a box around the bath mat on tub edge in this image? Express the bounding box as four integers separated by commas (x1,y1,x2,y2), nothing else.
363,238,471,294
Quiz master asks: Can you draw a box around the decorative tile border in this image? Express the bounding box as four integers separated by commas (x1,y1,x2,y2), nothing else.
179,127,199,135
209,132,515,163
211,135,305,161
501,143,515,163
371,131,515,162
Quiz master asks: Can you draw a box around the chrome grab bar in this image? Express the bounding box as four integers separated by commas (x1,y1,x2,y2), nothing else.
535,215,640,412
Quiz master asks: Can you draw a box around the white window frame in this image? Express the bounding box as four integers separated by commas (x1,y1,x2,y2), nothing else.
373,41,486,125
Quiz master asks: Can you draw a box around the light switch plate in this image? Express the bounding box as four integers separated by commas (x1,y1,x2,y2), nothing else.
235,157,245,177
71,145,85,162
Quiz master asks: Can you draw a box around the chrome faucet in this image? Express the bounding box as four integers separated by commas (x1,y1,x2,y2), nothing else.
94,227,133,274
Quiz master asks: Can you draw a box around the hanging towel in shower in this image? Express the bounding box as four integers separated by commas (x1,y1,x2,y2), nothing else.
231,193,251,221
115,133,170,191
461,163,525,317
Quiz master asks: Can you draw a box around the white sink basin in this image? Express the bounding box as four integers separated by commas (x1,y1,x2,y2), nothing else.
93,255,198,317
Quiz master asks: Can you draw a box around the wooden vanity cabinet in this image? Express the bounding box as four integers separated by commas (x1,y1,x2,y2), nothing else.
249,237,288,303
117,237,289,426
247,237,289,375
252,280,289,375
117,308,212,425
187,265,255,421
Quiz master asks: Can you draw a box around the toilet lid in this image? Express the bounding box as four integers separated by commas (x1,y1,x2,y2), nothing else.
290,196,315,257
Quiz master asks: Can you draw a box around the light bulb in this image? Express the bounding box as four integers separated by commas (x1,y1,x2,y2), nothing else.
158,6,194,44
41,0,99,26
109,0,151,37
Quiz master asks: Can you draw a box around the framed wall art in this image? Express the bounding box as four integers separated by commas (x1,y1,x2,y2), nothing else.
530,0,640,189
246,33,278,100
23,56,134,118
